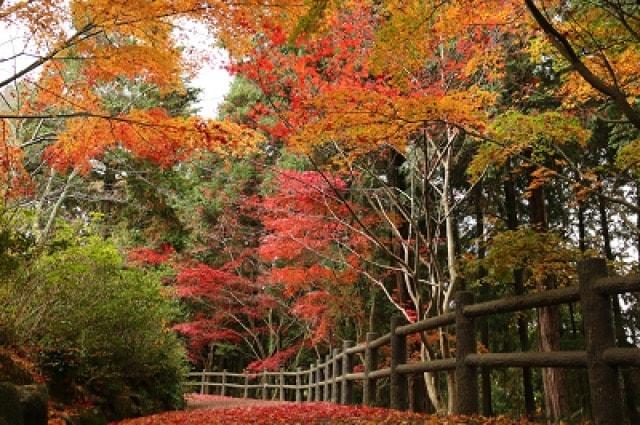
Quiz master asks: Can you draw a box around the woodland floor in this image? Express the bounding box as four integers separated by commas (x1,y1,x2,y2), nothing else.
110,394,537,425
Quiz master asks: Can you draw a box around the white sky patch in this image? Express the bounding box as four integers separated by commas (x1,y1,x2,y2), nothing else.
175,20,233,118
192,52,233,118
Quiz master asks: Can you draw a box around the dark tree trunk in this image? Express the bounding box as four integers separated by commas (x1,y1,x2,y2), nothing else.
503,172,536,418
598,194,640,423
474,185,493,416
528,182,568,423
387,148,410,304
578,204,586,253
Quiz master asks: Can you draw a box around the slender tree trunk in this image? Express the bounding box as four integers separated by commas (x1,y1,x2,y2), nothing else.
528,183,568,424
442,142,457,413
387,148,410,304
598,194,640,423
32,168,55,239
578,204,586,253
475,185,492,416
39,169,77,245
417,138,445,412
503,172,536,418
598,195,613,259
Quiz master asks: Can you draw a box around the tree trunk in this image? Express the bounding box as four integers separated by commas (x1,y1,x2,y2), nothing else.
442,142,457,413
503,171,536,418
598,194,640,423
578,203,586,253
528,183,568,424
40,169,78,245
474,185,492,416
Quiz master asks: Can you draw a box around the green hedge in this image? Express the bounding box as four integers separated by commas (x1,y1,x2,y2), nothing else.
0,237,187,416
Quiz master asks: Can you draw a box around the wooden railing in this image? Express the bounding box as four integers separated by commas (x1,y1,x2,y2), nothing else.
184,258,640,425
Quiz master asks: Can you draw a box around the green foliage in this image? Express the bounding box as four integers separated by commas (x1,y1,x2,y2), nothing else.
468,227,580,289
616,138,640,174
0,236,187,413
218,77,264,123
0,211,34,278
468,111,590,180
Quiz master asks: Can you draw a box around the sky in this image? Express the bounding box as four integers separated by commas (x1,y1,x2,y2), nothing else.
0,21,233,118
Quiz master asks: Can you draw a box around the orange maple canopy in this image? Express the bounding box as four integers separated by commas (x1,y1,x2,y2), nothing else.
43,111,264,174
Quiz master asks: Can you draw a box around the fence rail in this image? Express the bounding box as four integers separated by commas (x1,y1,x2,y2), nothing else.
184,258,640,425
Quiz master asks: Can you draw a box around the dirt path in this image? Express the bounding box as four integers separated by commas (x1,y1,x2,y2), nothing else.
185,394,290,410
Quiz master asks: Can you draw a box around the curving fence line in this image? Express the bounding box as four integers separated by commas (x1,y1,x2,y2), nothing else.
185,258,640,425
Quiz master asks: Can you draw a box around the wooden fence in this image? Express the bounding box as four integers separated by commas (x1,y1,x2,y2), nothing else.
185,258,640,425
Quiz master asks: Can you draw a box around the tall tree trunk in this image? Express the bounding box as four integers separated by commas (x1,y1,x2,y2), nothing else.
578,204,586,253
387,148,410,304
475,185,493,416
528,183,568,424
504,171,536,418
598,194,640,423
39,169,78,245
442,142,457,413
32,168,55,239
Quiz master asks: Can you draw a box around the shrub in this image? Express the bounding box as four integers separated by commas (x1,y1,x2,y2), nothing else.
0,237,187,416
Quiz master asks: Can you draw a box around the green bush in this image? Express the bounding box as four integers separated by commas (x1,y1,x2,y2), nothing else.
0,237,187,416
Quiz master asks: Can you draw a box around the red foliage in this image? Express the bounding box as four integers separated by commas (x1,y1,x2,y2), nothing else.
172,262,275,356
113,400,537,424
127,244,175,266
245,343,302,373
176,264,242,300
256,170,371,344
230,6,380,142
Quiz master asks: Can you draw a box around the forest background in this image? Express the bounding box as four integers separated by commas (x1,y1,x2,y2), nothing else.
1,0,640,423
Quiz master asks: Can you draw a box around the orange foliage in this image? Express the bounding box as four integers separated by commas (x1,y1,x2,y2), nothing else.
0,120,31,200
43,110,262,173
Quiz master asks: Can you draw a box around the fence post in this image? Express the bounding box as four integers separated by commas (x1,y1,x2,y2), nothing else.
454,290,478,415
262,370,268,400
307,366,314,401
243,374,249,398
578,258,625,425
390,315,408,410
295,367,303,402
221,369,227,396
364,332,378,406
331,348,340,403
315,361,322,401
341,340,354,405
200,369,206,395
324,354,331,401
408,374,427,412
279,368,285,401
